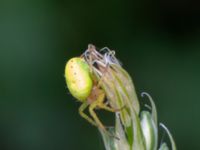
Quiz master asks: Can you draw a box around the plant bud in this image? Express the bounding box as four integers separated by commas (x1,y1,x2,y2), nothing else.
140,111,158,150
159,143,169,150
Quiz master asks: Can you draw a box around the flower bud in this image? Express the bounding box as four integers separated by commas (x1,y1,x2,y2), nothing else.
140,111,158,150
159,143,169,150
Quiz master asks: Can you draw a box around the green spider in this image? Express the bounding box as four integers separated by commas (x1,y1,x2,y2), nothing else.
65,50,120,136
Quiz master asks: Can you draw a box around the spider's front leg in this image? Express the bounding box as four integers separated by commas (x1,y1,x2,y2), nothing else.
96,89,125,113
88,90,106,131
79,102,97,126
89,89,121,138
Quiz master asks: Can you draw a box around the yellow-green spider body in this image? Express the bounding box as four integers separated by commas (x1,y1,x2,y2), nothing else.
65,56,120,138
65,57,93,102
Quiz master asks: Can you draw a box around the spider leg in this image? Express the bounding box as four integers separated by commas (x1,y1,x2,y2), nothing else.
89,104,119,140
89,104,105,128
88,91,120,139
89,92,106,131
79,102,97,126
96,91,125,112
98,103,125,112
96,63,110,88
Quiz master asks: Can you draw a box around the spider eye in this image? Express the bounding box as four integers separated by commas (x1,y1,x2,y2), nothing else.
65,57,93,101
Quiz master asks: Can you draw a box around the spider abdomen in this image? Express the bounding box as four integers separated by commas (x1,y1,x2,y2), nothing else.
65,57,93,102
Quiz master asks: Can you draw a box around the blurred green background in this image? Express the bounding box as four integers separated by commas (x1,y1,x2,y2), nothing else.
0,0,199,149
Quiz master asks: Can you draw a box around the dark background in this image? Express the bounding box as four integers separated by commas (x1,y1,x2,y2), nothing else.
0,0,200,149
